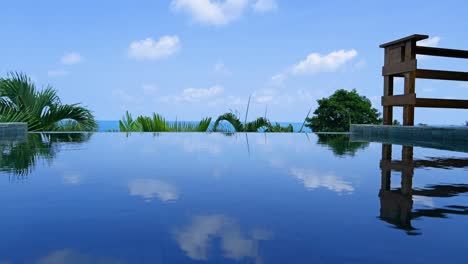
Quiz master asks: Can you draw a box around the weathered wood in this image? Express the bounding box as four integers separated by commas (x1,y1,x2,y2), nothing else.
380,34,428,48
382,94,416,106
380,34,467,126
382,61,417,76
415,98,468,108
415,46,468,59
403,72,415,126
416,69,468,81
383,76,394,124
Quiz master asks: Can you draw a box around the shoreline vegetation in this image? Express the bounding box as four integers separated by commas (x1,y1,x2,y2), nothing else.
5,72,465,133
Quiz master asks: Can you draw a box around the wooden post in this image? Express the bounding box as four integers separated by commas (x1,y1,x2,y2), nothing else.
383,76,394,125
403,71,416,126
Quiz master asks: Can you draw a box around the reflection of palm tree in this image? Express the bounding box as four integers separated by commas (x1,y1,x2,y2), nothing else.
0,133,91,176
317,134,369,156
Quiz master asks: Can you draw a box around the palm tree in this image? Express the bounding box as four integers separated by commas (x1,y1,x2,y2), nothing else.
119,111,212,132
0,72,97,131
212,111,291,132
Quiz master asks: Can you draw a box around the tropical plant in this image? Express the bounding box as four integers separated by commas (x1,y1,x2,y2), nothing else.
0,72,97,131
212,111,293,132
118,111,212,132
305,89,381,132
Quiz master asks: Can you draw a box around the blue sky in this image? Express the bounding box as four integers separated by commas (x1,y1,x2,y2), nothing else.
2,0,468,123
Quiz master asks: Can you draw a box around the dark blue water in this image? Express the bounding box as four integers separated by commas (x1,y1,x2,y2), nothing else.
0,133,466,263
97,120,311,132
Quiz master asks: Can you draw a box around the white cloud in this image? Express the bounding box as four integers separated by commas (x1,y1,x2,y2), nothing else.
61,52,83,65
47,69,69,77
128,179,179,202
290,167,354,193
417,36,441,60
171,0,249,26
418,36,441,47
270,49,357,84
270,73,286,86
174,215,271,261
253,0,277,12
162,85,224,103
214,62,231,75
291,49,358,75
128,35,180,60
142,84,159,95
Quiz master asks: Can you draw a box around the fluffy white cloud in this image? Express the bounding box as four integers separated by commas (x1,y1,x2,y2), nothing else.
171,0,249,26
418,36,441,47
61,52,83,65
291,49,358,75
417,36,441,60
252,0,277,12
47,69,69,77
214,62,231,75
162,85,224,103
129,179,179,202
128,35,180,60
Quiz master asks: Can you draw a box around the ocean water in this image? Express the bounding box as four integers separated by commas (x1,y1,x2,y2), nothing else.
97,120,312,132
0,133,467,263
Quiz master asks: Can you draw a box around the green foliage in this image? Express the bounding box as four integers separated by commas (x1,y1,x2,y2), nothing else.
305,89,381,132
393,120,401,126
317,134,369,157
212,111,292,132
118,111,212,132
0,72,97,131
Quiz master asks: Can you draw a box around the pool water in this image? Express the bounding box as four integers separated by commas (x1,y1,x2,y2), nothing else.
0,133,467,263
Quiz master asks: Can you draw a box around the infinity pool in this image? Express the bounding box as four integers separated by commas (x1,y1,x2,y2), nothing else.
0,133,467,263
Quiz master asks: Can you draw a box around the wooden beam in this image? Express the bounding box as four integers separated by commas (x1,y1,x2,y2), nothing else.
380,34,428,48
416,69,468,81
415,98,468,109
382,61,417,76
403,72,416,126
416,46,468,59
382,94,416,106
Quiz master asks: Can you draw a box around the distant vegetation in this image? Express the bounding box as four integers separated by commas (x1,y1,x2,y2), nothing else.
118,111,293,132
305,89,381,132
0,73,97,131
119,111,212,132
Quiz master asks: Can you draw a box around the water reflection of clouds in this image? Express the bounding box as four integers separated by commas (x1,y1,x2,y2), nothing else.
128,179,178,202
413,195,435,208
62,172,82,185
174,215,272,262
35,249,126,264
290,167,354,193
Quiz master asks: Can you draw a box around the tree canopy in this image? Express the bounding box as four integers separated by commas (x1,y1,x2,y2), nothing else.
305,89,381,132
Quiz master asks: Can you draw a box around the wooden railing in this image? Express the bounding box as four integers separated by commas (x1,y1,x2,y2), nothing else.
380,34,468,125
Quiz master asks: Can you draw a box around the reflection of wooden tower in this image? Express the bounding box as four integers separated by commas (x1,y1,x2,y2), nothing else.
378,144,468,234
379,144,415,231
380,34,468,125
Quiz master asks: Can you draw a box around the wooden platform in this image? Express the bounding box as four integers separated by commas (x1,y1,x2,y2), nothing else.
350,124,468,153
